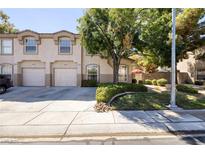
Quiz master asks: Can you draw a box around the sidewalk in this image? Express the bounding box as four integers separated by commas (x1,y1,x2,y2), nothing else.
1,109,205,140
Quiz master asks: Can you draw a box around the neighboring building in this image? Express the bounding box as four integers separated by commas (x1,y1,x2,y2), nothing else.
177,50,205,83
0,30,134,87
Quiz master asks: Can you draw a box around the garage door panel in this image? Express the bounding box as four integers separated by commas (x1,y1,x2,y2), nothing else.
23,69,45,86
55,69,77,86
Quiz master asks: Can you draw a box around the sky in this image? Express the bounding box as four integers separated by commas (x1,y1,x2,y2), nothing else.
1,8,85,33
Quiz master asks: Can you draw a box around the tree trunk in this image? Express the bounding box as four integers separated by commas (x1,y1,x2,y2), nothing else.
113,56,120,83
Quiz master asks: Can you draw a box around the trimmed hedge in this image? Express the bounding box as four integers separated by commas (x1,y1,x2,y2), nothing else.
152,79,157,85
82,80,97,87
144,79,152,85
157,78,167,86
138,80,143,84
132,79,137,84
176,84,198,94
194,80,204,86
96,83,148,103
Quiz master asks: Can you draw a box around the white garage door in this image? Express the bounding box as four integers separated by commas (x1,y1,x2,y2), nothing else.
23,68,45,86
55,69,77,86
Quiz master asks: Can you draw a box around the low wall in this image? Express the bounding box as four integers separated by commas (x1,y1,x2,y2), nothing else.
135,72,190,84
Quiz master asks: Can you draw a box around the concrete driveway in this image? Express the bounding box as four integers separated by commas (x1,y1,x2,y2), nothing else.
0,87,96,112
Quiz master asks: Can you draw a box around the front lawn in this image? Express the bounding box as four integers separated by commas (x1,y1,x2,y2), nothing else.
111,92,205,110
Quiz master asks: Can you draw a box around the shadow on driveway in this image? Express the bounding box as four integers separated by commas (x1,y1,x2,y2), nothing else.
0,87,96,103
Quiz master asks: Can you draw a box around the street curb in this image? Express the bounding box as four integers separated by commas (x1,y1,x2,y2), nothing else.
1,130,205,139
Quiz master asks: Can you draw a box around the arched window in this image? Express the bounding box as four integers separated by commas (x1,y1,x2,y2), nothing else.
24,37,37,54
59,38,72,54
86,64,99,82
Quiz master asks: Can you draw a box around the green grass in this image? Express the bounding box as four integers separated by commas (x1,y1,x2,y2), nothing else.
111,92,205,110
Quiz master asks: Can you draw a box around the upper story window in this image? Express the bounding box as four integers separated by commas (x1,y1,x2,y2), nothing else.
0,39,13,55
87,64,99,82
24,37,37,54
59,38,71,54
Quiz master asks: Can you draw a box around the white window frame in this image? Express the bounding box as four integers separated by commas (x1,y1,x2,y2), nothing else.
24,37,38,54
58,38,72,54
0,39,13,55
118,65,128,82
86,64,99,82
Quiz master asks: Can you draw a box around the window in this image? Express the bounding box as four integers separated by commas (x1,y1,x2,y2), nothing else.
24,37,37,54
118,65,128,82
87,64,99,81
59,38,71,54
0,64,13,80
0,40,13,55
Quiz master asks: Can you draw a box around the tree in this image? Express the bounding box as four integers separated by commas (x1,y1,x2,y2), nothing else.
135,9,172,67
78,9,142,83
136,8,205,68
129,54,158,73
176,9,205,60
0,10,18,33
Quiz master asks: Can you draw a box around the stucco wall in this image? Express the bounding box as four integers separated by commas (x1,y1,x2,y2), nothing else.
1,31,135,86
82,49,134,83
177,53,196,82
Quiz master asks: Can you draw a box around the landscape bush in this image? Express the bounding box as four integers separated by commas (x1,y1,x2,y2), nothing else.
194,80,204,86
144,79,152,85
82,80,97,87
152,79,157,85
176,84,198,94
132,79,137,84
96,83,148,103
157,78,168,86
138,80,144,84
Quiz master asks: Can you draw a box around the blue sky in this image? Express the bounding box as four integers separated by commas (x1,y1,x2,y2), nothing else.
1,8,85,33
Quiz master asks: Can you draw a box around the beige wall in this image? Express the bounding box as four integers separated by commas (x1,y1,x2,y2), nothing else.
0,30,135,86
177,53,196,83
0,31,82,86
82,49,134,83
136,72,191,84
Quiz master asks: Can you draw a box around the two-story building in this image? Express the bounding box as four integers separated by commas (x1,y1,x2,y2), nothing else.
0,30,134,87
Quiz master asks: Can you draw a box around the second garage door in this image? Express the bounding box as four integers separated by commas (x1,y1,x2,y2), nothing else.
23,68,45,86
54,68,77,86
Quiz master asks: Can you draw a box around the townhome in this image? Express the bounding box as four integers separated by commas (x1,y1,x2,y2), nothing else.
177,50,205,83
0,30,134,87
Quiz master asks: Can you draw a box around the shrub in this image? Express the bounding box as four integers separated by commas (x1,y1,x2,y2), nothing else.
138,80,143,84
132,79,137,84
82,80,97,87
152,79,157,85
176,84,198,94
96,83,148,103
157,78,168,86
144,79,152,85
194,80,204,86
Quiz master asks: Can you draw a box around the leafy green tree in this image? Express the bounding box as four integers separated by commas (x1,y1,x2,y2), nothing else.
129,54,158,73
176,8,205,60
0,10,18,33
78,8,143,83
136,9,172,67
136,8,205,68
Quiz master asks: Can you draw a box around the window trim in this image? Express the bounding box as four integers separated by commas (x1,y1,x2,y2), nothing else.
23,37,38,55
0,39,14,55
58,37,72,55
118,64,129,82
86,64,99,82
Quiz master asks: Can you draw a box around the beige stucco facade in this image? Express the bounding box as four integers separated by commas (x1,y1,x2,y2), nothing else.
177,50,205,83
0,30,134,87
